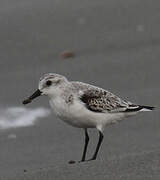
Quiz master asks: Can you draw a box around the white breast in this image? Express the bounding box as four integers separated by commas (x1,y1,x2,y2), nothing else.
49,97,125,129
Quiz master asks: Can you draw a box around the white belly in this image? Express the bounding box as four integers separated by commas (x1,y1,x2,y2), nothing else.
49,97,126,129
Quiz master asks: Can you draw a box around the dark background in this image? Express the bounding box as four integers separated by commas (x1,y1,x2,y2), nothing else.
0,0,160,179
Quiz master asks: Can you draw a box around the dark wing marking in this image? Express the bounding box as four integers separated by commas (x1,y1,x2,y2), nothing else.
124,105,143,112
79,89,128,113
124,105,155,112
80,93,104,112
72,82,155,113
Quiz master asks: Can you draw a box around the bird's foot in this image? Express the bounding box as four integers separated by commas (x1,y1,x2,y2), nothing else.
78,159,86,163
79,157,96,163
86,157,96,162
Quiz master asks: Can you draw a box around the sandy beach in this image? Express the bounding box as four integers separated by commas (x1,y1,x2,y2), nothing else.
0,0,160,179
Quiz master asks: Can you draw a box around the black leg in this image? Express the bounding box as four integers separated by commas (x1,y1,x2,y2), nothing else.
80,129,89,162
88,131,104,161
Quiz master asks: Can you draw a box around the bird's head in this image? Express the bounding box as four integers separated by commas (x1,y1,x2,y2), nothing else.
22,73,68,105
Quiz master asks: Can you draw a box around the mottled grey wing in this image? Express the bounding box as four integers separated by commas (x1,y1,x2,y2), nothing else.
79,89,129,113
72,81,142,113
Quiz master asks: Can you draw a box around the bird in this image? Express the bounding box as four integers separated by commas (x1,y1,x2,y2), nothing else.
22,73,155,162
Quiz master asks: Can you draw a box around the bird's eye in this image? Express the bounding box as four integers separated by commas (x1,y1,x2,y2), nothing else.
46,80,52,86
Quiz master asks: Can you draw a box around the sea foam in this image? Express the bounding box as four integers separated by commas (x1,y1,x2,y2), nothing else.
0,107,50,129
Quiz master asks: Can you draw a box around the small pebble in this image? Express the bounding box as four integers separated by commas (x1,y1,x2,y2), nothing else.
68,160,76,164
60,50,75,59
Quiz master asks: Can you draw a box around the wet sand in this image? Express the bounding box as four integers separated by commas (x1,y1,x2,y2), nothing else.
0,0,160,179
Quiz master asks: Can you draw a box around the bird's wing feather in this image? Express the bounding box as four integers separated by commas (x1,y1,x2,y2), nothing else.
71,82,135,113
79,89,130,113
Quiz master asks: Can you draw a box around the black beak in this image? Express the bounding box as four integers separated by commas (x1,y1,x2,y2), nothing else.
22,89,42,105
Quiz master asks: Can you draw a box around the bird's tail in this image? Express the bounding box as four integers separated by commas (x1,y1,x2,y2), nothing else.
139,105,155,112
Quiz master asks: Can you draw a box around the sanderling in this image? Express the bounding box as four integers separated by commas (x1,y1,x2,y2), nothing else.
23,73,155,162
